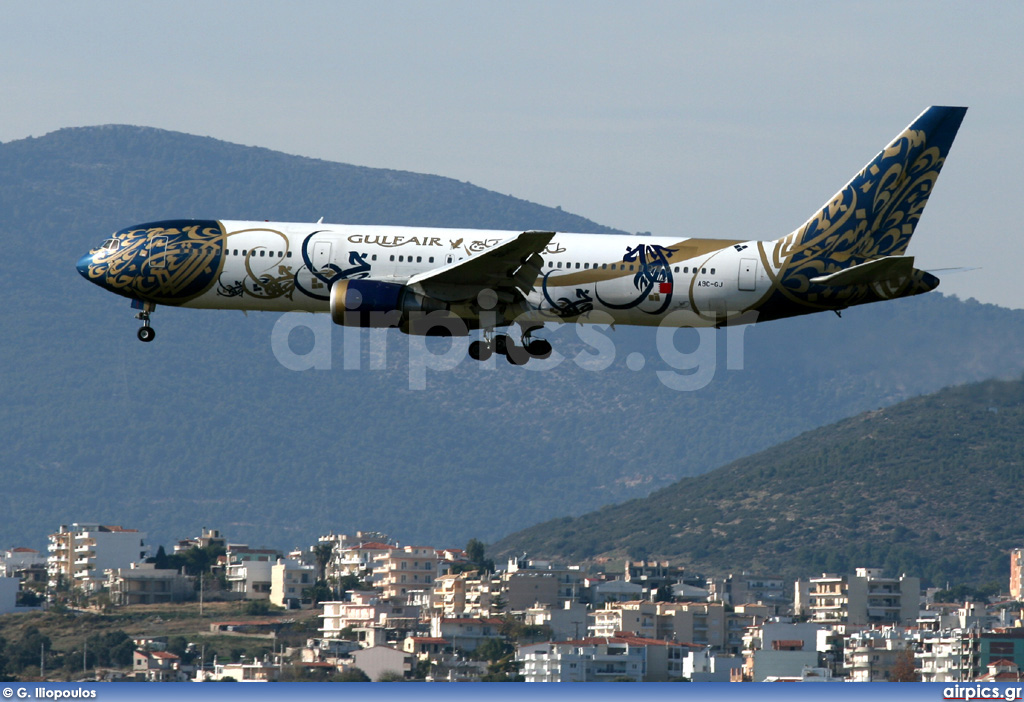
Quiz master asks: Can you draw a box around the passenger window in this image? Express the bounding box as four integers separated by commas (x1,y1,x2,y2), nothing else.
575,262,581,269
601,263,607,269
287,251,292,258
242,250,247,256
429,257,434,263
584,263,590,269
417,256,422,263
557,262,562,268
674,266,679,273
390,255,395,262
610,264,616,270
711,268,715,274
372,254,377,261
701,267,706,274
259,250,265,257
399,255,404,262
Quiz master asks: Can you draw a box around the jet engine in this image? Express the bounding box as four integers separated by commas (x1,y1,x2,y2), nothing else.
329,279,468,335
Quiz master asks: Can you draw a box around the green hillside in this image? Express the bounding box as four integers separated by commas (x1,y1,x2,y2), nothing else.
493,377,1024,586
0,125,1022,559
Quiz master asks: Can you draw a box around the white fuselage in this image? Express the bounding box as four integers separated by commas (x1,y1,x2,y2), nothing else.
193,221,772,327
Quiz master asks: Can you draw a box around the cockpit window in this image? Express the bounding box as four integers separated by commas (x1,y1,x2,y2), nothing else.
100,239,120,252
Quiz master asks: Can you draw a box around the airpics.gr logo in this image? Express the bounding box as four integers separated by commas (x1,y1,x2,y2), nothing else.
943,684,1024,701
269,309,757,392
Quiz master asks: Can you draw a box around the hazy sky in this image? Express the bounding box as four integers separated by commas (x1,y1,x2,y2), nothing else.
4,2,1022,308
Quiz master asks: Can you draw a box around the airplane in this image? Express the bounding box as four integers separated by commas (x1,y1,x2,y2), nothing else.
77,106,967,364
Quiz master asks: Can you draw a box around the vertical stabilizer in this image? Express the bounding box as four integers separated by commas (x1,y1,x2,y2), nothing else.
775,106,967,280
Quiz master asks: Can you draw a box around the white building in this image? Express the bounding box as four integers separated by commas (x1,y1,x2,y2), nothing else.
518,634,688,682
1,548,43,576
805,568,920,626
525,601,589,641
320,592,420,637
223,545,279,599
270,558,316,609
916,630,975,683
349,645,414,681
47,523,146,592
0,577,22,615
374,545,444,599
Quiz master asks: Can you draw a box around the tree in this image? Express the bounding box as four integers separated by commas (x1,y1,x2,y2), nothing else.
480,653,523,682
312,543,333,583
472,638,512,663
890,648,920,682
377,670,407,681
465,538,495,574
466,539,486,564
334,667,371,682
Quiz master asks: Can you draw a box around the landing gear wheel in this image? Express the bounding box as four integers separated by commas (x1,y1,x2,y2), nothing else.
494,335,509,356
137,326,156,343
505,340,530,365
526,338,552,359
468,339,493,361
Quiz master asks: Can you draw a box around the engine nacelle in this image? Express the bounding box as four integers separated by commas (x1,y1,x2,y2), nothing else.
329,279,468,335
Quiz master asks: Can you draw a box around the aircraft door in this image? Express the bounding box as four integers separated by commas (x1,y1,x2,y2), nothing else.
312,241,332,272
147,236,168,269
738,258,757,291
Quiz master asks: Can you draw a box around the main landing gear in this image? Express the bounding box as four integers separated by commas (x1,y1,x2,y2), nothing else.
133,301,156,342
468,326,552,365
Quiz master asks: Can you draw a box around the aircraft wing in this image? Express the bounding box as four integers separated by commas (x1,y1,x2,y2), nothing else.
406,230,554,302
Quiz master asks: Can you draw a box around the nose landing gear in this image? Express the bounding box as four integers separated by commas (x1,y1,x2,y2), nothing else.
132,301,156,342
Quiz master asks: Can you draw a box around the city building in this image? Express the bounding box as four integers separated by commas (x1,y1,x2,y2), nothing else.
518,634,689,682
222,545,280,600
1,548,43,577
47,524,146,592
349,645,414,681
374,545,444,599
173,528,226,555
133,650,186,682
803,568,920,626
320,591,420,637
1011,549,1024,601
0,577,22,615
270,558,316,609
430,617,502,652
525,601,589,642
105,563,194,605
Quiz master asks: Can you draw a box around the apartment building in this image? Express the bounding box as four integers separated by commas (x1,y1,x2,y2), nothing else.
320,591,421,637
172,528,225,555
589,600,744,651
47,523,146,591
518,634,689,682
270,558,316,609
105,563,194,605
803,568,920,626
1011,548,1024,601
374,545,443,599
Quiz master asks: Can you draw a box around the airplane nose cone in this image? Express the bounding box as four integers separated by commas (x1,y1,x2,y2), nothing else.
76,252,93,279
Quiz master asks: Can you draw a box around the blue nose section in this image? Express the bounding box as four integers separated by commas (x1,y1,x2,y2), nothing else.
76,252,93,279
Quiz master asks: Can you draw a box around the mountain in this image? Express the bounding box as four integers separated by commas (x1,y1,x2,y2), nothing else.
492,376,1024,586
1,125,1022,558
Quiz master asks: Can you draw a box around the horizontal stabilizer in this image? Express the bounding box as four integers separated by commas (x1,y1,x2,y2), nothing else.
810,256,915,286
